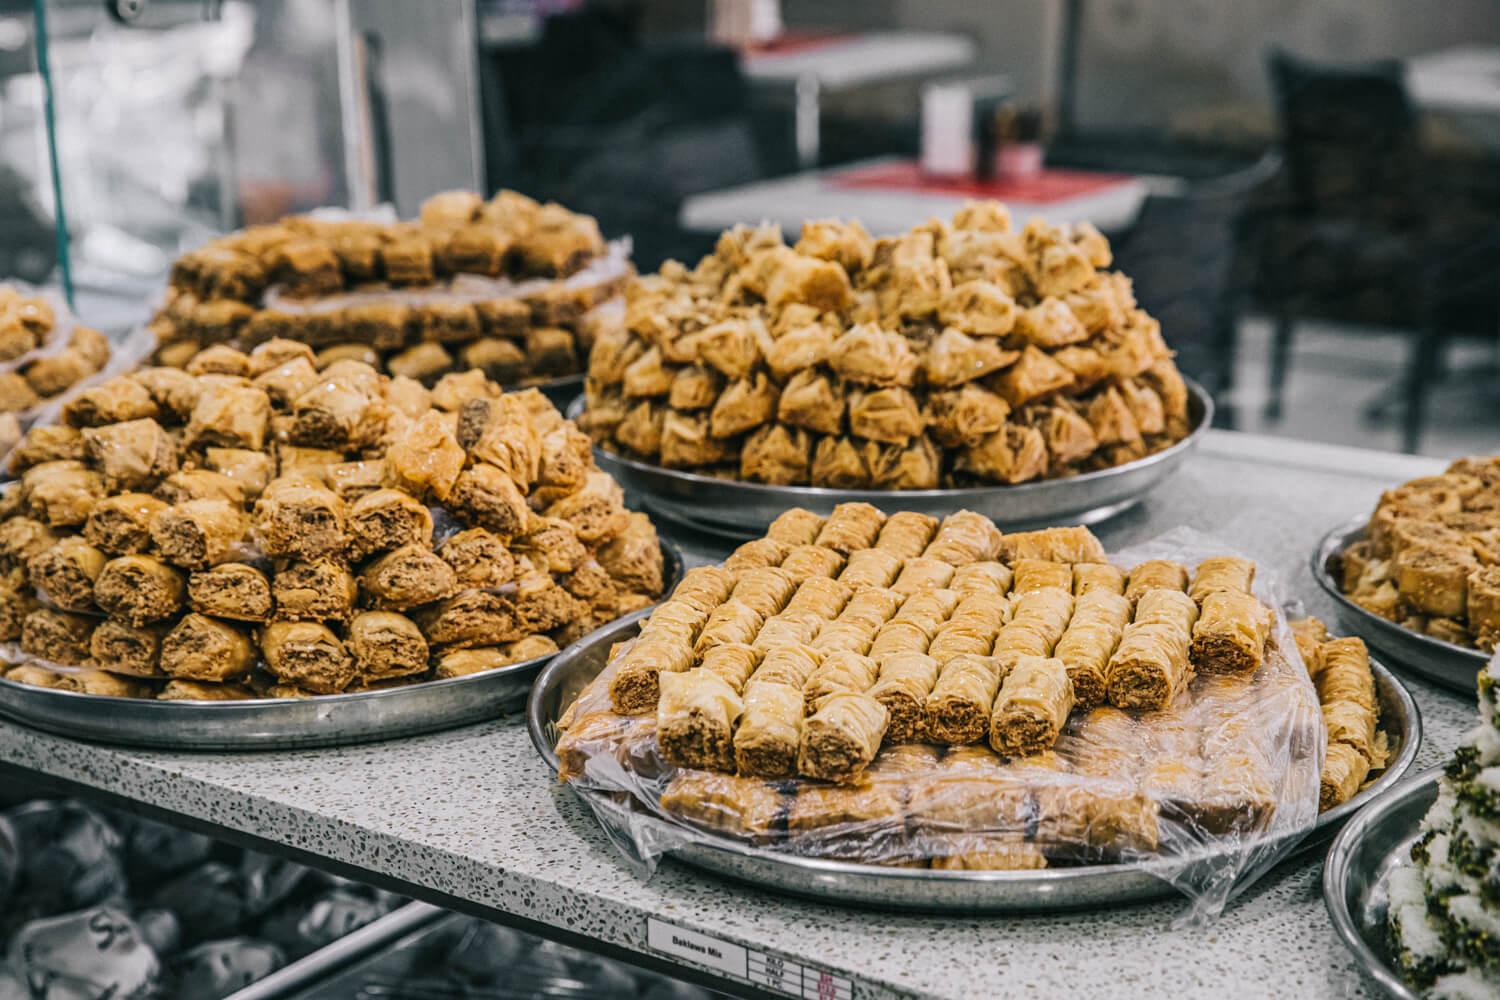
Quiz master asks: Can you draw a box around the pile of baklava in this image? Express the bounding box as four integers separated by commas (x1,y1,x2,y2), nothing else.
0,286,111,420
1336,456,1500,652
580,204,1192,489
556,509,1340,870
147,191,628,391
0,338,664,700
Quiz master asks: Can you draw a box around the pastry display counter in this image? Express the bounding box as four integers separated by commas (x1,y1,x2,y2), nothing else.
0,430,1477,1000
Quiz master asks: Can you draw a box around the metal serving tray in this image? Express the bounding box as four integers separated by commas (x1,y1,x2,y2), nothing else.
0,542,683,752
1323,766,1442,1000
569,379,1213,539
1313,519,1488,694
526,610,1420,913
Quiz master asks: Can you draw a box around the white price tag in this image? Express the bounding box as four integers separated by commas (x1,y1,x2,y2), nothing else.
646,918,853,999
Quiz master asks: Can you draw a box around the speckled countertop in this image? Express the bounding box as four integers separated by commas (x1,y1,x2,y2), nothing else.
0,431,1478,1000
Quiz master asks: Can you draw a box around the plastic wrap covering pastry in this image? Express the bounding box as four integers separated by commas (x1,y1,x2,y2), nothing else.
990,656,1075,756
1106,588,1198,710
1190,590,1271,675
1054,590,1131,709
659,771,786,843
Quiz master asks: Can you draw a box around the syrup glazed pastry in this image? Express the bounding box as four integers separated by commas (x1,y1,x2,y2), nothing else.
581,204,1195,489
557,508,1333,873
1334,454,1500,652
0,285,111,416
148,191,630,391
0,359,667,702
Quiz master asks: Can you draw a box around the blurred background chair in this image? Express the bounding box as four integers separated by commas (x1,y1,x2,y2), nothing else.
1109,154,1280,429
1261,47,1500,452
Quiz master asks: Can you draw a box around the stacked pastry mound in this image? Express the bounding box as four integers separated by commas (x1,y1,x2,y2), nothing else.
0,286,111,419
148,190,628,390
0,338,665,700
580,203,1193,489
556,507,1331,870
1338,455,1500,652
1290,617,1388,811
1387,654,1500,996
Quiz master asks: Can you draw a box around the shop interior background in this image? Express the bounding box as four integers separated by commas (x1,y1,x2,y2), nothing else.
3,0,1498,457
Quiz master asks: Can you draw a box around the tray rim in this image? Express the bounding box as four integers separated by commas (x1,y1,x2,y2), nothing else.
1311,518,1488,691
0,538,684,751
569,377,1213,503
1322,765,1443,1000
526,607,1421,906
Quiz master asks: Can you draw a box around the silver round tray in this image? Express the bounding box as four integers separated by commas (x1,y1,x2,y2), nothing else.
527,609,1420,912
0,540,683,752
1313,519,1488,694
568,379,1213,539
1323,766,1442,1000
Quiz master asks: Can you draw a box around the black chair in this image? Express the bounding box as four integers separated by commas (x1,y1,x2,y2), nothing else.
1262,47,1500,452
1109,154,1281,429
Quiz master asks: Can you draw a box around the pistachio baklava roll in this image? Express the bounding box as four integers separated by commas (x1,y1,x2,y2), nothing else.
868,651,940,742
1072,562,1125,596
765,508,825,547
1053,589,1131,709
734,680,805,777
657,668,744,771
1190,590,1271,675
1011,559,1074,594
924,653,1004,744
992,587,1075,676
1106,589,1198,711
1123,560,1189,604
891,556,956,595
722,537,790,572
802,649,879,711
949,561,1013,599
694,600,766,654
995,525,1107,565
797,692,889,780
813,501,886,554
94,555,187,626
778,544,846,580
1187,556,1256,601
838,548,905,589
923,510,1004,565
873,511,940,559
989,656,1075,757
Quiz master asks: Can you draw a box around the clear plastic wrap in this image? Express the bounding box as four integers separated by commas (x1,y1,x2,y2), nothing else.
554,524,1324,923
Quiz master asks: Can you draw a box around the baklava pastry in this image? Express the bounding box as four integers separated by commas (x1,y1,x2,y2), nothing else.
1320,742,1371,812
923,510,1004,565
347,611,429,682
956,424,1048,485
873,511,940,559
659,772,786,844
868,651,940,743
1188,556,1256,601
89,619,170,677
924,653,1004,744
829,323,919,387
21,607,96,665
188,563,273,622
989,656,1074,757
1393,544,1474,619
993,587,1075,674
252,477,348,559
0,515,58,578
346,488,433,560
1124,559,1189,603
151,499,249,569
82,418,178,491
709,373,778,439
204,448,273,500
838,548,904,589
186,381,271,451
28,537,107,611
1053,589,1130,709
739,424,813,485
1190,590,1271,675
157,679,255,701
997,525,1108,565
1012,559,1074,594
161,613,256,682
94,555,187,626
847,386,925,443
778,545,845,583
949,561,1014,598
925,384,1010,448
798,692,889,780
747,643,824,689
608,636,695,714
7,425,86,474
23,461,104,527
63,376,160,427
783,576,853,621
733,680,804,778
1106,590,1198,711
1073,562,1125,596
360,544,458,611
801,649,880,711
923,327,1019,387
657,669,744,771
723,537,790,572
260,620,355,694
273,559,357,621
892,556,956,595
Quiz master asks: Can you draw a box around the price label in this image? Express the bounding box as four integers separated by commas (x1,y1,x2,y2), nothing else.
646,918,852,999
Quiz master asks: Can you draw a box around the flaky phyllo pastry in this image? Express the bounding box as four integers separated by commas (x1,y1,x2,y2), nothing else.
557,509,1348,874
582,203,1194,489
0,348,668,701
